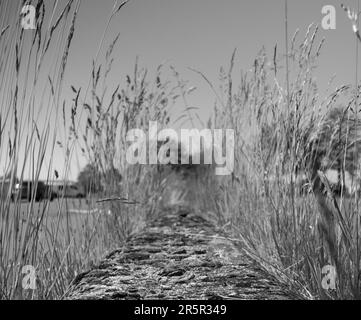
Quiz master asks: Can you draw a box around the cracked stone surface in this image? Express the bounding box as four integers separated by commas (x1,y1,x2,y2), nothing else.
64,167,304,300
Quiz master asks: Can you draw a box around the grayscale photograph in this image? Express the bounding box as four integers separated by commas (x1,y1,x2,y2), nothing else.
0,0,360,305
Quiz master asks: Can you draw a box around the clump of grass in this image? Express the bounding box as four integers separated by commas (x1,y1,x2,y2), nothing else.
205,24,361,299
75,47,178,242
0,0,84,299
0,0,173,300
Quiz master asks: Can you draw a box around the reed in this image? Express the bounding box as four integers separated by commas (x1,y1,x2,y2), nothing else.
206,22,361,299
0,0,171,299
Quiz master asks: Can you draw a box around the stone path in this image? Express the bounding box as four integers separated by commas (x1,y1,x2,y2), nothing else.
64,167,304,300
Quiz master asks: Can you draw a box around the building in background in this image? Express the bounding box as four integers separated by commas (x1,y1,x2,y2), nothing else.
46,180,85,199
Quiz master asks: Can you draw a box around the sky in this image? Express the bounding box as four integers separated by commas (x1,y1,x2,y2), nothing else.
1,0,361,180
64,0,359,109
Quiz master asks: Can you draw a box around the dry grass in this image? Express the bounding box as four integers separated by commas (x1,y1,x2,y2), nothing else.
0,0,171,299
206,24,361,299
1,0,361,300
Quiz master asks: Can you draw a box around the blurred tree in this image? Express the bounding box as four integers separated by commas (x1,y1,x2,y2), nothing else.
77,164,122,195
77,164,103,194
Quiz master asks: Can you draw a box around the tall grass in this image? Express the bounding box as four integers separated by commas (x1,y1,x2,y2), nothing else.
207,23,361,299
2,0,361,301
0,0,84,299
0,0,174,299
